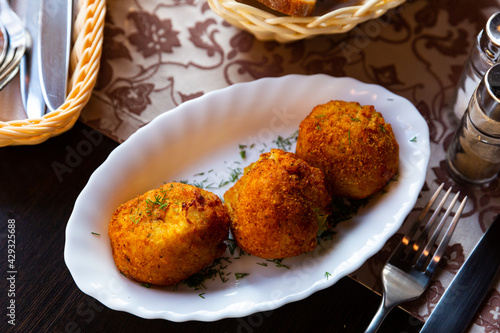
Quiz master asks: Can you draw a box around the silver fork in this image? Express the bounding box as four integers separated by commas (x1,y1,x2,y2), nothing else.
364,183,468,333
0,0,26,85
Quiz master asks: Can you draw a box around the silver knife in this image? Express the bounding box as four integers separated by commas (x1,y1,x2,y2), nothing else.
420,214,500,333
38,0,72,112
19,0,46,118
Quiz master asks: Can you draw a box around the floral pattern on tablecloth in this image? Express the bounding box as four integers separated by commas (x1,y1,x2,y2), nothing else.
80,0,500,331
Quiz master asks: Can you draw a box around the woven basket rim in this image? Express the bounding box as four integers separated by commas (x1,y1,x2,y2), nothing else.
0,0,106,147
208,0,405,42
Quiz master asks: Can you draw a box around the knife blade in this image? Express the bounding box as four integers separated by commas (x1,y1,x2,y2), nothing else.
420,214,500,333
19,0,46,118
38,0,72,112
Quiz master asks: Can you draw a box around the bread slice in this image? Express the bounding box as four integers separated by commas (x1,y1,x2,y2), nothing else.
256,0,316,16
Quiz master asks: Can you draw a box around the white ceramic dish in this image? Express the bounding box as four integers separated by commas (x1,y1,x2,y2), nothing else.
64,74,430,322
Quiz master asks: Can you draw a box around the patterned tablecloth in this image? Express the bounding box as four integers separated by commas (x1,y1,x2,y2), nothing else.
60,0,500,331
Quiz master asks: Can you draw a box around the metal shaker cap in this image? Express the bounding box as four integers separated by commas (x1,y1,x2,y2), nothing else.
481,11,500,62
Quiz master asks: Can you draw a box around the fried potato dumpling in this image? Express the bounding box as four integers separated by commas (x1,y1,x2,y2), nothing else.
108,182,230,286
296,100,399,200
224,149,331,259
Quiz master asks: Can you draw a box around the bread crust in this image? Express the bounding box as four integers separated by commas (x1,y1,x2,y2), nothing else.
256,0,316,16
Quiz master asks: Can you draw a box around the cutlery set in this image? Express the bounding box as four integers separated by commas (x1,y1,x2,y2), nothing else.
0,0,72,118
366,186,500,333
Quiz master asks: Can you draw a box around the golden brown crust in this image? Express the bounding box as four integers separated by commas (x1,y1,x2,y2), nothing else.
295,100,399,200
108,182,230,286
255,0,316,16
224,149,330,259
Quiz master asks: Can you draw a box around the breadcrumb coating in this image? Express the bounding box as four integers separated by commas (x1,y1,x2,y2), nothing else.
224,149,331,259
108,182,230,286
296,100,399,199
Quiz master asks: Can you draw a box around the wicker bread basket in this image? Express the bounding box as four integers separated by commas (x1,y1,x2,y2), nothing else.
0,0,105,147
208,0,405,43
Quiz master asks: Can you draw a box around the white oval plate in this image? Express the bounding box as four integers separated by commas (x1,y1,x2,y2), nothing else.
64,74,430,322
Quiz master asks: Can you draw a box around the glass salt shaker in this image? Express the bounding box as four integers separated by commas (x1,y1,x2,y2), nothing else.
449,11,500,120
447,63,500,184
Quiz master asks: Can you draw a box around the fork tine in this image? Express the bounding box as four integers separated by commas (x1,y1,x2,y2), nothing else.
414,191,460,269
414,187,452,246
396,184,449,264
0,62,17,90
400,183,445,249
425,195,468,274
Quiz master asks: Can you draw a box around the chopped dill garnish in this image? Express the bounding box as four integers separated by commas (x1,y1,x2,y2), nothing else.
228,167,242,182
235,273,249,280
141,283,151,288
257,262,268,267
145,193,169,214
181,257,232,290
273,131,298,152
239,144,248,160
198,293,206,299
218,179,230,188
324,196,369,233
192,181,206,189
410,136,417,142
91,232,100,236
226,239,238,256
267,258,289,269
238,247,248,257
325,271,332,280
